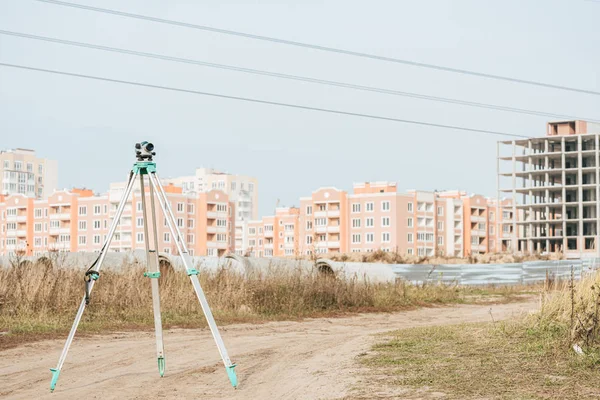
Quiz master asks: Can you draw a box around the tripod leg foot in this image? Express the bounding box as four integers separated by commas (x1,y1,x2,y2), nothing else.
226,364,237,388
49,368,60,392
158,356,165,377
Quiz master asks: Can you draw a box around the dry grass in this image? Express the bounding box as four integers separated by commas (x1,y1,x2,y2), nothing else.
0,258,524,349
362,270,600,399
323,249,564,265
361,321,600,400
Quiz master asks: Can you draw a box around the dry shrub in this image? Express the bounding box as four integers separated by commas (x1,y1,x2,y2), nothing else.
0,260,473,339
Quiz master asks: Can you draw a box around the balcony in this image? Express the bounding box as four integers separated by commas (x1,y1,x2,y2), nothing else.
206,211,217,219
6,231,17,237
471,230,486,236
207,226,217,234
264,243,274,249
327,241,341,248
49,227,70,235
50,213,71,221
470,215,485,222
315,226,327,233
16,215,27,223
264,230,274,238
314,211,327,218
207,242,217,248
217,242,228,249
16,229,27,237
327,210,340,217
327,226,340,233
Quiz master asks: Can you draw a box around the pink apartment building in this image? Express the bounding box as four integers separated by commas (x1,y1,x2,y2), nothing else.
238,182,513,258
0,182,236,257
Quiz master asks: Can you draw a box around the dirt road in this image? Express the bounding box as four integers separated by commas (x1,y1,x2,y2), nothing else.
1,300,537,400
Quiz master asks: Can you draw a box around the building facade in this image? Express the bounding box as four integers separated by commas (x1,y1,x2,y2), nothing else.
238,181,510,258
0,181,235,257
0,148,58,199
499,120,600,258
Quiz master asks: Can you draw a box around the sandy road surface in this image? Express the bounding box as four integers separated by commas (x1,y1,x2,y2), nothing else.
1,300,537,400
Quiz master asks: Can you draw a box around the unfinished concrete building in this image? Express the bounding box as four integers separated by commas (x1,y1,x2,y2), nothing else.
498,120,600,258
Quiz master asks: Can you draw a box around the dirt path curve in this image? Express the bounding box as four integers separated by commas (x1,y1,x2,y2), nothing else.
1,300,538,400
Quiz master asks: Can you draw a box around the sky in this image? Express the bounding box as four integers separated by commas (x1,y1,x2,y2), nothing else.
0,0,599,217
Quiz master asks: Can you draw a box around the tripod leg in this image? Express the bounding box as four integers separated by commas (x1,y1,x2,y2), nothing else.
49,171,138,392
148,172,238,388
140,174,165,376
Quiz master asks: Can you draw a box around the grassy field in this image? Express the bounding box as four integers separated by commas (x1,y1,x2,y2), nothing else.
0,259,527,350
362,271,600,399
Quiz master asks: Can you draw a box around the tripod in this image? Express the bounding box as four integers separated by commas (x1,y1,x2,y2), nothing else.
49,142,237,392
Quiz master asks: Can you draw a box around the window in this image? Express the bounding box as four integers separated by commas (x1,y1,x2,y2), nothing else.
382,217,390,227
217,204,227,212
231,181,236,191
366,202,374,212
34,223,42,232
78,206,87,216
478,222,485,230
306,205,313,215
503,225,511,233
382,201,390,211
407,217,413,228
366,217,374,227
103,205,108,214
217,219,227,227
50,220,59,228
79,221,87,231
3,160,8,169
26,162,33,172
187,219,195,229
34,208,42,218
136,217,144,227
218,181,225,189
418,248,425,256
248,227,256,235
407,233,413,243
503,211,511,219
136,233,144,243
78,235,87,245
489,225,495,235
164,232,170,242
217,233,226,242
352,203,361,213
382,232,390,242
306,220,313,230
317,204,326,211
366,233,374,243
407,248,414,255
352,234,361,244
187,204,195,214
177,203,184,212
417,232,425,241
408,202,413,212
437,236,444,245
249,183,254,192
426,233,434,242
94,205,101,215
306,235,313,244
93,235,101,244
94,220,101,230
315,218,327,226
14,161,22,171
136,202,142,212
352,218,361,228
34,237,42,247
177,218,184,228
437,221,443,230
489,211,495,221
471,237,479,245
38,164,43,174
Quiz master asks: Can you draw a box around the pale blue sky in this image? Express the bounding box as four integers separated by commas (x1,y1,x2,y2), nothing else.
0,0,598,217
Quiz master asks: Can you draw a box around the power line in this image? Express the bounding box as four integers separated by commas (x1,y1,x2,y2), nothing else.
2,29,598,123
0,61,528,138
34,0,600,96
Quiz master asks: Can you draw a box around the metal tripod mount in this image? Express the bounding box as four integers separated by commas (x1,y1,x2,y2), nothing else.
49,142,238,392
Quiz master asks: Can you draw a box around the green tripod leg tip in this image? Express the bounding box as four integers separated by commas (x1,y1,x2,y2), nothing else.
226,364,237,388
50,368,60,392
158,356,165,377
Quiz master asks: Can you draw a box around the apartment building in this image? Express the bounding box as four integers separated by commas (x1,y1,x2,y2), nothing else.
499,120,600,258
244,207,299,257
163,168,258,221
0,182,236,257
0,148,58,198
239,182,510,258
